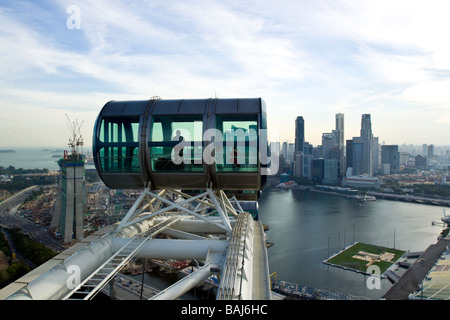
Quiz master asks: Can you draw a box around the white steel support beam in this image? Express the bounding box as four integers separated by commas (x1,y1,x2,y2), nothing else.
112,238,229,261
220,191,239,217
117,190,209,231
206,189,232,233
116,189,150,231
231,196,244,213
150,263,217,300
0,188,271,301
150,248,225,300
145,189,231,233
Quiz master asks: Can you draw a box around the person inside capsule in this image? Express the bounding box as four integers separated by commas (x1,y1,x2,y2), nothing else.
173,129,185,170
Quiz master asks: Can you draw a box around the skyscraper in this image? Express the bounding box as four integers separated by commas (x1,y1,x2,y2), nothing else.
322,132,336,159
335,113,344,146
335,113,345,177
372,136,379,174
303,142,313,179
352,137,364,176
381,145,400,174
282,141,288,159
428,144,434,157
360,114,373,176
295,116,305,153
294,116,305,177
423,144,428,156
346,139,353,170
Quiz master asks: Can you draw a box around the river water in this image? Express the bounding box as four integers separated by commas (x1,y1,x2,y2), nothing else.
258,186,446,299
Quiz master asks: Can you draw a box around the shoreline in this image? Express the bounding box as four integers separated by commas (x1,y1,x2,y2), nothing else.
273,184,450,207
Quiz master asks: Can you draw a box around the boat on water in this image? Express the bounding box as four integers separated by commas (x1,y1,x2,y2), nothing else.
354,195,376,202
441,209,450,225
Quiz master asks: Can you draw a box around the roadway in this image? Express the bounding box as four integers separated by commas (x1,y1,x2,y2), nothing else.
0,186,64,252
100,273,161,300
0,186,38,209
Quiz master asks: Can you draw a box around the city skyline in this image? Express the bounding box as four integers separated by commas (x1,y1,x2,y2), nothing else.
1,1,450,147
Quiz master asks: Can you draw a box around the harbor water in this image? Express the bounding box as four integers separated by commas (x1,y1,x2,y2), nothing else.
258,187,446,299
0,147,66,171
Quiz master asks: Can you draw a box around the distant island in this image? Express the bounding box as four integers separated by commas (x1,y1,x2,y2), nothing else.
0,149,15,153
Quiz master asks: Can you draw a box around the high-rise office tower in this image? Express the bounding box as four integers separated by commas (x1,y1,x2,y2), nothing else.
335,113,344,147
346,139,353,171
294,116,305,177
282,141,288,159
323,158,339,185
372,136,379,174
352,137,364,176
303,142,313,179
322,132,336,159
294,152,303,177
335,113,345,177
295,116,305,153
423,144,428,156
311,158,324,184
288,143,295,162
381,145,400,174
428,144,434,157
360,114,373,176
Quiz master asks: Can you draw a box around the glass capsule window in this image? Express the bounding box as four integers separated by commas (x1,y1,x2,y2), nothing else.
215,115,258,173
98,118,140,173
149,115,204,172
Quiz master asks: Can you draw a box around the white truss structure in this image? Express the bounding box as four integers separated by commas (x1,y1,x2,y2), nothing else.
1,188,271,300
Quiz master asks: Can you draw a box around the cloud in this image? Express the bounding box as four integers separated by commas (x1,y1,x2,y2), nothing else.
354,47,432,84
435,114,450,123
1,0,450,146
401,80,450,106
1,1,313,99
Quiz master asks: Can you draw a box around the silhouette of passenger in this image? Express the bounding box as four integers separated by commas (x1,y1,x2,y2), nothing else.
232,146,240,168
173,130,184,169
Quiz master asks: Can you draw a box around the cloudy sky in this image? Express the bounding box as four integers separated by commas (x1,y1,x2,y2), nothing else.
1,0,450,148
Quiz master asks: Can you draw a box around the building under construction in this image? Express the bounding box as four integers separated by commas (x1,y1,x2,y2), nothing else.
50,117,86,243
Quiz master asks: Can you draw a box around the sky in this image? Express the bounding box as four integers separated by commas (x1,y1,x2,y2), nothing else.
1,0,450,148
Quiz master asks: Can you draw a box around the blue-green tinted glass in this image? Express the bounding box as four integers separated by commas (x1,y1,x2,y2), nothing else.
99,146,140,173
150,115,203,173
215,115,258,173
98,118,140,172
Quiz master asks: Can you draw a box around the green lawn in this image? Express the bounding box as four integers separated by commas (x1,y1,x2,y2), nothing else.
326,242,406,275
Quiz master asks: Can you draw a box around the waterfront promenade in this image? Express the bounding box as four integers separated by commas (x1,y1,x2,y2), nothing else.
368,191,450,207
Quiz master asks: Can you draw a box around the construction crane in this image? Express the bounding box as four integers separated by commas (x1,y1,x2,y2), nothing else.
65,114,84,158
